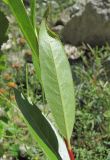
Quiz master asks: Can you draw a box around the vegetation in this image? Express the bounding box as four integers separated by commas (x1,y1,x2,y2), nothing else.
0,0,110,160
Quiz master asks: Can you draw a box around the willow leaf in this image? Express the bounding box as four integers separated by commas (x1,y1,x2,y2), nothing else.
14,89,62,160
39,20,75,145
2,0,41,81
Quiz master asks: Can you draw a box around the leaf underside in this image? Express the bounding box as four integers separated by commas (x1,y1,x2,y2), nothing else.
39,20,75,143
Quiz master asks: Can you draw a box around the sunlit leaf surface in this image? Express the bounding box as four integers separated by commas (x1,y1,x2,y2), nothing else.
39,20,75,144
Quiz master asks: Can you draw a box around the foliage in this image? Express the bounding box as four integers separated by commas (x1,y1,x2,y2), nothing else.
72,44,110,160
39,20,75,145
0,0,110,160
0,10,8,48
23,0,76,24
3,0,41,81
0,53,6,72
14,89,62,160
2,0,75,160
1,42,110,159
0,10,8,72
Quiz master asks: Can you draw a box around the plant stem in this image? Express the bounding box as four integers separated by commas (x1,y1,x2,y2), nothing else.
64,139,75,160
68,148,75,160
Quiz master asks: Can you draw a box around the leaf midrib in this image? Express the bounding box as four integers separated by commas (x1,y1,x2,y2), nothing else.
48,39,69,142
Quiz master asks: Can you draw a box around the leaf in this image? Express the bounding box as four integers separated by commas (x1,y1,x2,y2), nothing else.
50,121,70,160
2,0,41,82
104,110,110,118
39,20,75,145
0,53,6,72
14,89,62,160
2,0,8,4
0,121,4,138
30,0,36,29
0,10,9,48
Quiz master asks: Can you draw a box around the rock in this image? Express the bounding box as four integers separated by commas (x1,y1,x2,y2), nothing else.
61,0,110,46
64,44,80,60
52,25,64,35
19,144,27,157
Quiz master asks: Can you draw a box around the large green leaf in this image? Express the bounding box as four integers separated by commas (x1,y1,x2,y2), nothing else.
39,20,75,145
0,10,8,48
2,0,41,82
14,89,62,160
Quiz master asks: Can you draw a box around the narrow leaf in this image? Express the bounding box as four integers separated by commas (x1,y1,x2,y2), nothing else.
3,0,41,82
39,20,75,145
2,0,8,4
14,89,62,160
30,0,36,29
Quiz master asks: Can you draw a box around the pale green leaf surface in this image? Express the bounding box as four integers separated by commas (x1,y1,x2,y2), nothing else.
49,120,70,160
14,89,61,160
3,0,41,81
39,20,75,143
2,0,8,4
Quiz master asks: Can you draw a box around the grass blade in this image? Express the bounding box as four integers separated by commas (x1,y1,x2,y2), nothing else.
30,0,36,29
3,0,41,82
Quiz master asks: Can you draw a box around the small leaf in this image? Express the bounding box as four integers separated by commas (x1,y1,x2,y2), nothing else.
39,20,75,145
0,121,4,138
0,53,6,72
104,110,110,118
14,89,62,160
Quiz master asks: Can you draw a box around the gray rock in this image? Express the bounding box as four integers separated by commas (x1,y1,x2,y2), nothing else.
52,25,64,35
61,0,110,46
64,44,80,60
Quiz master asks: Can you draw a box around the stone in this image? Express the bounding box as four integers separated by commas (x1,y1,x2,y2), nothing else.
52,25,64,35
64,44,80,60
61,0,110,46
